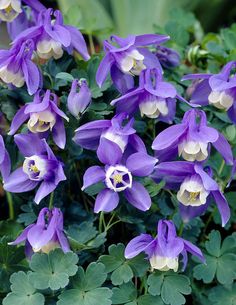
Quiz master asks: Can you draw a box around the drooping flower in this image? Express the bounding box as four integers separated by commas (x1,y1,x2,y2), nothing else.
152,161,230,226
0,39,40,95
0,135,11,181
125,220,204,272
96,34,169,93
82,140,157,213
73,113,146,156
152,109,233,163
156,46,180,69
0,0,45,22
14,8,90,61
9,90,69,149
182,61,236,124
111,68,180,123
4,133,66,204
9,207,70,258
67,79,91,118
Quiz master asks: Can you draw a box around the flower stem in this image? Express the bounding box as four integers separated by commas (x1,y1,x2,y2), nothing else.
218,159,225,176
88,33,95,55
49,192,54,210
6,192,14,220
99,212,104,233
178,221,184,236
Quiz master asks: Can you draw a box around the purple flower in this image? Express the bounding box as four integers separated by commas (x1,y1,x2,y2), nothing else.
82,142,157,213
0,0,45,22
9,90,69,149
152,161,230,226
73,113,146,156
125,220,204,271
14,8,90,61
4,133,66,204
9,207,70,258
156,46,180,69
152,109,233,164
0,135,11,181
183,61,236,123
111,68,179,123
0,39,40,95
96,34,169,93
67,79,91,118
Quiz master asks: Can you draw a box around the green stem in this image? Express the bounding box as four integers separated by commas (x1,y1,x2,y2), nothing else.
218,159,225,176
6,192,14,220
88,33,95,55
178,221,184,236
99,212,104,233
49,192,54,210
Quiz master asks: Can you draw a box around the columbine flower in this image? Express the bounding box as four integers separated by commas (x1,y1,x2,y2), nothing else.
82,140,157,213
152,161,230,226
125,220,204,272
0,135,11,181
4,133,66,204
9,207,70,258
156,46,180,69
73,113,146,155
111,68,179,123
9,90,69,149
67,79,91,118
14,8,90,61
182,61,236,123
96,34,169,93
0,39,40,95
152,109,233,163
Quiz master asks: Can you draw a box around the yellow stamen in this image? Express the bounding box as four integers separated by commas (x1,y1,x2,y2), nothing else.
30,164,39,173
5,5,13,14
188,192,200,202
113,174,123,183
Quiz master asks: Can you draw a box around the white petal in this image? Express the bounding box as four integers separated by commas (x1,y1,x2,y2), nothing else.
120,55,134,73
129,49,144,60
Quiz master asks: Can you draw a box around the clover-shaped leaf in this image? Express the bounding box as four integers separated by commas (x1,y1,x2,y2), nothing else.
208,283,236,305
29,249,78,290
3,271,45,305
57,262,112,305
193,231,236,285
147,272,191,305
99,243,149,285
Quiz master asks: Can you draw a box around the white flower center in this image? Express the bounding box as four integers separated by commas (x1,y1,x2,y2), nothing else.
23,155,47,181
139,99,169,119
27,111,56,133
0,65,24,87
36,39,64,60
105,165,132,192
120,49,146,76
150,255,179,272
208,90,234,110
0,0,22,22
178,141,208,162
101,131,127,153
177,177,209,207
33,241,60,254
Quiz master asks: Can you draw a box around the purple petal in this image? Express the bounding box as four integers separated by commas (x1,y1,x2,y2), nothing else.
110,64,134,94
212,132,233,165
8,105,28,135
124,233,154,259
97,138,122,165
182,73,212,81
94,188,119,213
27,225,55,250
22,59,40,95
56,230,70,253
126,152,157,176
194,164,218,191
34,181,57,204
190,79,211,105
182,239,205,263
124,181,151,211
8,224,34,245
212,190,230,227
96,53,115,87
23,0,46,11
14,133,45,157
52,118,66,149
135,34,170,46
82,166,105,190
47,24,71,47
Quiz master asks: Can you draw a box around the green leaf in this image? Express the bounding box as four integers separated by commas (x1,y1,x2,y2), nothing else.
208,283,236,305
138,294,165,305
56,72,74,82
147,272,191,305
57,262,112,305
193,231,236,285
3,271,45,305
111,264,133,286
112,282,137,304
29,249,78,290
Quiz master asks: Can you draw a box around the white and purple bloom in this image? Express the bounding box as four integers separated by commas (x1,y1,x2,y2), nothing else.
182,61,236,123
125,220,205,272
4,133,66,204
0,39,40,95
67,79,91,118
0,0,45,22
152,109,233,163
8,90,69,149
73,113,146,156
0,135,11,181
14,8,90,61
111,68,179,123
9,207,70,258
156,46,180,69
96,34,169,93
152,161,230,226
82,142,157,213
